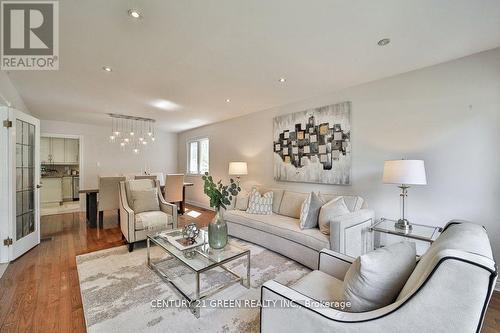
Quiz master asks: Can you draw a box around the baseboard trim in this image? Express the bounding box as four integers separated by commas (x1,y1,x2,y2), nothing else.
185,200,214,211
496,280,500,292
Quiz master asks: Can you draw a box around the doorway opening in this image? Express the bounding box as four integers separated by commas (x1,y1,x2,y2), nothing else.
40,134,81,217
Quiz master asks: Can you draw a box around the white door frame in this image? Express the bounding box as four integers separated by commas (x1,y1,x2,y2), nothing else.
0,107,9,263
7,108,41,260
40,132,84,210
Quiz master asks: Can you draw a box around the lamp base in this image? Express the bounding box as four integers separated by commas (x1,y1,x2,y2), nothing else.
395,219,412,231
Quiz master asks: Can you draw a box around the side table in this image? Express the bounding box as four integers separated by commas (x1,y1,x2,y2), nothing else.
369,218,442,255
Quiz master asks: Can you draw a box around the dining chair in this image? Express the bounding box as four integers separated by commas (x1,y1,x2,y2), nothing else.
150,172,165,187
98,176,126,228
135,175,157,181
164,174,184,213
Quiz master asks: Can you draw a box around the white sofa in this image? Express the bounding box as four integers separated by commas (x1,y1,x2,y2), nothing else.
260,221,498,333
225,187,374,269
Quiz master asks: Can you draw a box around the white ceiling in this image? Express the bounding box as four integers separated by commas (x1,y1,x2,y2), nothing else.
7,0,500,132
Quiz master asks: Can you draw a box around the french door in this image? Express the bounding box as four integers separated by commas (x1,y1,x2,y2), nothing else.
6,108,40,260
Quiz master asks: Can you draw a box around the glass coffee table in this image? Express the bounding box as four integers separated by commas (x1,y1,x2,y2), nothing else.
147,229,250,318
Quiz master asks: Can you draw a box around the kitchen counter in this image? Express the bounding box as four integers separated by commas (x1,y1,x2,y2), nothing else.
42,175,79,178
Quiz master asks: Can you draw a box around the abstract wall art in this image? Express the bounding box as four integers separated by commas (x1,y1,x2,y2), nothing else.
273,101,351,185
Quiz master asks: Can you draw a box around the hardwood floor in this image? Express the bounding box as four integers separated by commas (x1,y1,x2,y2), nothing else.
0,204,214,333
0,205,498,332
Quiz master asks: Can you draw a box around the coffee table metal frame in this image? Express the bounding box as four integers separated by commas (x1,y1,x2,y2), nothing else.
146,234,250,318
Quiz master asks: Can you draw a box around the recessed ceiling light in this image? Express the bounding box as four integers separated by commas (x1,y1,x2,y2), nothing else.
102,66,112,72
128,9,142,19
225,99,231,103
150,99,181,111
377,38,391,46
278,77,286,83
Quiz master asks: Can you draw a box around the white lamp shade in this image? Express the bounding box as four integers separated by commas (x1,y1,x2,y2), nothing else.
228,162,248,176
383,160,427,185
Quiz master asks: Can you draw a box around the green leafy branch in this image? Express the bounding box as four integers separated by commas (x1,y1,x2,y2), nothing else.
201,172,241,210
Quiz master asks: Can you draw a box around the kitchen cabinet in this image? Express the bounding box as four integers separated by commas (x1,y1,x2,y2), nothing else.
51,138,65,163
41,137,79,165
64,139,79,164
62,176,73,200
40,178,62,203
41,137,51,163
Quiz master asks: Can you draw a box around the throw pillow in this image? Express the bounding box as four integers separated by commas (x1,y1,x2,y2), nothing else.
235,192,250,210
131,188,160,214
246,189,273,215
318,197,350,235
299,192,324,229
342,242,417,312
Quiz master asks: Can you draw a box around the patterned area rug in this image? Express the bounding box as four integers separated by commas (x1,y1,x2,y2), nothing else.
76,238,310,332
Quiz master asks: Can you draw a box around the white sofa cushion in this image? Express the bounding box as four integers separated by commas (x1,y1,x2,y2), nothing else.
130,188,160,213
225,210,329,251
318,197,350,235
342,241,416,312
319,193,364,212
299,192,324,229
135,211,169,231
279,191,309,218
291,270,344,304
246,189,273,215
235,191,250,210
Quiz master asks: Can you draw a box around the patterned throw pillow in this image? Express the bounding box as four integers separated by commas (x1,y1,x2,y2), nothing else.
246,189,273,215
299,192,324,229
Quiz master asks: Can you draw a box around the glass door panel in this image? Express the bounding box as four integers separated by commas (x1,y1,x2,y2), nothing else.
15,119,36,240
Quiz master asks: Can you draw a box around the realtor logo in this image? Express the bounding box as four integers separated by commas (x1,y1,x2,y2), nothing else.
1,1,59,70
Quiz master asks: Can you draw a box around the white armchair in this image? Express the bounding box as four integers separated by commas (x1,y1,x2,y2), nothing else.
261,221,497,333
119,179,178,252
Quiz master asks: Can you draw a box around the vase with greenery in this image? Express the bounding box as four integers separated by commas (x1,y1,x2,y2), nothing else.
201,172,241,249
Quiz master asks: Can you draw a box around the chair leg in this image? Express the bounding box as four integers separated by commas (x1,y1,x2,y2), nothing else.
117,209,121,223
99,211,104,229
128,242,134,252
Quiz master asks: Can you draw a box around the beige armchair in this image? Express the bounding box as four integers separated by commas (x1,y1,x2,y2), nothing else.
98,176,125,228
119,179,178,252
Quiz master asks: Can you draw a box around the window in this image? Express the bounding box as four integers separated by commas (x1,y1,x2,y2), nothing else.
187,138,209,175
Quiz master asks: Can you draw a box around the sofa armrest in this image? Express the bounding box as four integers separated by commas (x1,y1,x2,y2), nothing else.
158,185,178,229
329,209,374,257
318,249,354,280
119,182,135,243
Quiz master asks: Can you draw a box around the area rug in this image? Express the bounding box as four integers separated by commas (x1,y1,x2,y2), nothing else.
76,238,310,332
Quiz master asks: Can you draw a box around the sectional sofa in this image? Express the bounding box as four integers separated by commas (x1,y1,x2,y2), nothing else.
225,187,374,269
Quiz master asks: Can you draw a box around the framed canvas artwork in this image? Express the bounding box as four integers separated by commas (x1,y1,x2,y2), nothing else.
273,101,351,185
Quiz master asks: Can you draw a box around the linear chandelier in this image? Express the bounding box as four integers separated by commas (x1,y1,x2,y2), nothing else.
108,113,156,154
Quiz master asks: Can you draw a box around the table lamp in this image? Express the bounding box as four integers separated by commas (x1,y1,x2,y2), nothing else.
383,159,427,230
228,162,248,184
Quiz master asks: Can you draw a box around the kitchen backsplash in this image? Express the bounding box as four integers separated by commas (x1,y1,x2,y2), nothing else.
41,164,79,177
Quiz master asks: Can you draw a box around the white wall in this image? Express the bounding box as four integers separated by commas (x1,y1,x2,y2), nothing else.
178,48,500,264
0,71,29,113
41,120,178,194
